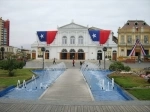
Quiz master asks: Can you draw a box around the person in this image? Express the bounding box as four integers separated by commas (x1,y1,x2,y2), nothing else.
99,59,101,66
73,59,75,67
138,58,141,64
80,61,82,68
53,58,56,64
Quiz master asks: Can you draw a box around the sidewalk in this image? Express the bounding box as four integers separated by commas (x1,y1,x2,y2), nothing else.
40,69,94,101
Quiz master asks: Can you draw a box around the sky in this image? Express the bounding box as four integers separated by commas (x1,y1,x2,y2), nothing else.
0,0,150,49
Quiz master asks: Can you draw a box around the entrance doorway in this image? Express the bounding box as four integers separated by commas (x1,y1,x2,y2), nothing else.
112,50,117,61
135,52,140,59
97,50,102,60
70,49,75,59
45,50,49,59
60,49,67,59
78,49,84,60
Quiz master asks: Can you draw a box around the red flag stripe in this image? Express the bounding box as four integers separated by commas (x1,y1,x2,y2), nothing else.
99,30,111,44
46,31,57,44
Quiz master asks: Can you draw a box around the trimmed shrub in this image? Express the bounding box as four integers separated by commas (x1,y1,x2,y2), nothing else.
124,66,131,71
109,61,124,71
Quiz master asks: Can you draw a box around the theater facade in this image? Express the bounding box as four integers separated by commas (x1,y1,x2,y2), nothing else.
31,22,117,60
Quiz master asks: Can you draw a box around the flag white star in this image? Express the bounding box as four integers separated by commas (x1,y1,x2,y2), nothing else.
92,33,96,38
40,34,44,38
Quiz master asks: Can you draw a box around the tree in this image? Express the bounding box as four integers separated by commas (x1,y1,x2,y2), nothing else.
0,47,5,59
0,57,25,76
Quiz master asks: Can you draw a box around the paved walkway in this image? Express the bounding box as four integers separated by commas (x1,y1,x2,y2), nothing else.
40,69,93,101
0,99,150,112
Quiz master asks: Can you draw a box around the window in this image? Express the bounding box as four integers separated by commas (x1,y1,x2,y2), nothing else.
126,22,130,25
144,35,149,43
120,35,125,43
121,49,125,56
62,36,67,45
70,36,75,44
136,35,140,41
135,22,138,25
78,36,83,44
127,35,132,43
143,22,146,25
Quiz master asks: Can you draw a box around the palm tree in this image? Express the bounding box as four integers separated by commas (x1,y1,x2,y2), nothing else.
0,47,5,60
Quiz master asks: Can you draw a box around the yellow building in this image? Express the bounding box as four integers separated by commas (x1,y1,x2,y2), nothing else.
118,20,150,61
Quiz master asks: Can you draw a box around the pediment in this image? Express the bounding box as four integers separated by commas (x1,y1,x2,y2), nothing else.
59,22,87,29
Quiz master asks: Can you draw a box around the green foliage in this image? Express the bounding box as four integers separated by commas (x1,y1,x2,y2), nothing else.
109,61,131,71
109,73,150,100
109,61,124,71
0,69,33,89
128,89,150,100
148,78,150,83
0,58,25,76
124,66,131,71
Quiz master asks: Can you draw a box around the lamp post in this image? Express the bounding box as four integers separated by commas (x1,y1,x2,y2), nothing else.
73,55,74,59
103,47,107,69
41,47,45,69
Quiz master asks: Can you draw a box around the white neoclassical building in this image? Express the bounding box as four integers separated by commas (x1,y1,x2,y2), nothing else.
31,22,117,60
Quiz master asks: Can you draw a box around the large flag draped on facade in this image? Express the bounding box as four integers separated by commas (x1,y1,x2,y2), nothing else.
37,31,57,44
88,30,111,44
128,39,146,56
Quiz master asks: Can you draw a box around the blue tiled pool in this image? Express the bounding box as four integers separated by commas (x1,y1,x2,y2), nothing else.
0,64,65,100
82,65,133,101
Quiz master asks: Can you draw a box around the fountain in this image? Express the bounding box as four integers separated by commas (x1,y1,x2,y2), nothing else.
112,78,114,89
0,62,66,100
31,75,37,90
22,80,26,88
81,62,133,101
107,82,110,91
17,80,21,89
102,79,104,90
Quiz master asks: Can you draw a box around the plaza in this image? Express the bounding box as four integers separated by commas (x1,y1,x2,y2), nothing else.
0,60,150,112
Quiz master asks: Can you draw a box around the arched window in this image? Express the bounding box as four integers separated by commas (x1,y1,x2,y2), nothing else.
113,50,116,53
70,49,75,52
45,50,49,52
143,22,146,25
78,36,83,44
70,36,75,44
126,22,130,25
32,50,36,53
62,49,67,53
135,22,138,25
78,49,84,52
97,50,102,53
62,36,67,45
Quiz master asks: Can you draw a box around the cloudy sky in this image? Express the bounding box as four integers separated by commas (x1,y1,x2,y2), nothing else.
0,0,150,49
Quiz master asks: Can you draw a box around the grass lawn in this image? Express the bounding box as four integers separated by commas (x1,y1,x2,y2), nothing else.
109,72,150,100
127,89,150,100
0,69,34,90
109,74,149,88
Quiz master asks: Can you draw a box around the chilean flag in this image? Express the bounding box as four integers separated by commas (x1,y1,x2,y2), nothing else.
37,31,57,44
88,30,111,44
